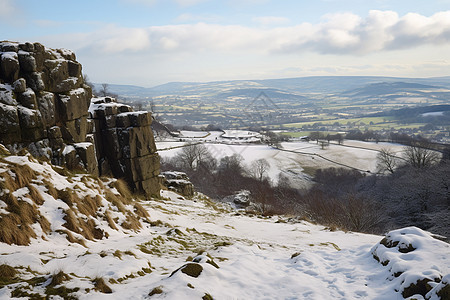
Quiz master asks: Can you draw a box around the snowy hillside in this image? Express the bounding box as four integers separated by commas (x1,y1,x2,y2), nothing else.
157,134,406,188
0,148,449,299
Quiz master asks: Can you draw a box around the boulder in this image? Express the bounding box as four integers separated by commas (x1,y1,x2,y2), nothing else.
118,126,157,158
17,106,43,129
0,85,17,105
24,72,45,92
1,52,20,82
17,88,38,109
18,51,37,72
161,171,194,198
74,142,98,176
1,43,19,52
44,59,78,93
32,43,45,71
68,60,81,78
19,42,34,52
12,78,26,93
0,103,21,143
57,88,89,121
61,116,89,143
37,92,56,127
137,177,161,198
222,190,251,207
62,145,81,170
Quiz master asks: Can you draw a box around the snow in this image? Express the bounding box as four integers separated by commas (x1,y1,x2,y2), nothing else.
62,144,76,156
0,152,449,299
157,139,405,187
422,111,444,117
222,129,260,139
74,142,93,150
1,51,18,61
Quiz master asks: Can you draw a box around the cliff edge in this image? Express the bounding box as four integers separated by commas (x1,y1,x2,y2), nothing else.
0,41,159,196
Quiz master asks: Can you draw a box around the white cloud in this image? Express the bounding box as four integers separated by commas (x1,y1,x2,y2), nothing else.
174,0,209,6
40,10,450,85
253,16,290,26
63,10,450,57
175,13,222,23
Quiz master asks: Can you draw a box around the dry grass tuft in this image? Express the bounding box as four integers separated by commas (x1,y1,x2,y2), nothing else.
49,271,71,287
105,190,127,213
38,215,51,234
0,171,18,199
62,207,105,241
105,211,118,231
0,212,37,245
93,277,112,294
28,185,45,205
56,229,86,247
121,214,142,231
134,202,150,219
43,180,58,200
63,209,81,235
12,163,36,188
149,286,163,296
57,189,77,206
112,179,133,204
77,195,98,217
0,264,17,279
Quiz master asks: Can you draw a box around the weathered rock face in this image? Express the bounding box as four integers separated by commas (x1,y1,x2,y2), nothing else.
0,41,96,173
90,97,160,196
0,41,160,197
161,171,194,198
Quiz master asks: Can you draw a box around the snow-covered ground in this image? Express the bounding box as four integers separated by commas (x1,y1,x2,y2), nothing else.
0,153,449,299
157,137,406,188
1,189,449,299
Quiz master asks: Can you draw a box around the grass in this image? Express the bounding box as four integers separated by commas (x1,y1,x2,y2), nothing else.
111,179,133,205
93,277,112,294
149,286,164,296
0,264,18,287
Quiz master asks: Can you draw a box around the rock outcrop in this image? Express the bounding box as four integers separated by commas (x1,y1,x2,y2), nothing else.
90,97,160,196
161,171,194,198
0,41,160,196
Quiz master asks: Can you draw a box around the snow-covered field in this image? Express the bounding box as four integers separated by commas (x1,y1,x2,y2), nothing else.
1,190,449,299
157,134,406,188
0,153,449,299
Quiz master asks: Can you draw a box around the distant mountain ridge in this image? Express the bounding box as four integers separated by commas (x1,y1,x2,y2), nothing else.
95,76,450,100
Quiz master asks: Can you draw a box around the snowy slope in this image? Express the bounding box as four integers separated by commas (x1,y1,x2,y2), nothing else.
157,139,406,187
0,150,449,299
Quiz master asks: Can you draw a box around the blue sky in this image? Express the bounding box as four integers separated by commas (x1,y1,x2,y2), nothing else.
1,0,450,87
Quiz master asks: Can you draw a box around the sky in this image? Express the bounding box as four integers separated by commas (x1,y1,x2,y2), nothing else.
1,0,450,87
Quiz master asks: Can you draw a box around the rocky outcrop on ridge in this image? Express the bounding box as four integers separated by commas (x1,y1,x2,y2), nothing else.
0,41,160,196
90,97,160,197
161,171,194,198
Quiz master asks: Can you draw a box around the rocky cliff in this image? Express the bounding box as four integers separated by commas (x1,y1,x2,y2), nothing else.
0,41,160,196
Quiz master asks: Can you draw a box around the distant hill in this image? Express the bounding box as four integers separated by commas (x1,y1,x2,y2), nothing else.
95,76,450,100
341,81,445,97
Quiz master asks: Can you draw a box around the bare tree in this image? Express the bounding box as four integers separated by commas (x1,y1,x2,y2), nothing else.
377,148,399,174
100,83,109,97
175,143,211,171
318,140,329,150
251,158,270,181
403,142,440,169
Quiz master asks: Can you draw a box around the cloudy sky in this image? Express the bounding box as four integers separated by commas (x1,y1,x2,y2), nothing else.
1,0,450,87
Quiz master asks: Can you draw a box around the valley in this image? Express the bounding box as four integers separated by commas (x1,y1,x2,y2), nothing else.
98,76,450,144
